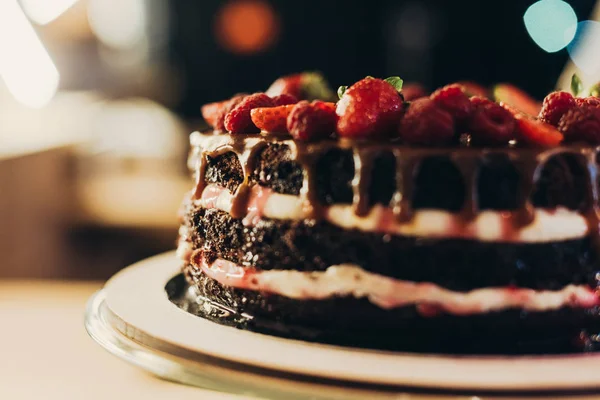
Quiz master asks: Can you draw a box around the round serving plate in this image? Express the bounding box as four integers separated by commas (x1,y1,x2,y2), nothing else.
86,251,600,394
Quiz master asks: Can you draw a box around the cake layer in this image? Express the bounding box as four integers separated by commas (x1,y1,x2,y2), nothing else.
178,269,600,354
180,206,600,292
189,250,599,314
189,133,599,230
194,183,588,242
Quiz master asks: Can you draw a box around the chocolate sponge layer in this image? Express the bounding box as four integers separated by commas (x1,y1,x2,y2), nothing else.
204,144,592,212
172,270,600,354
181,204,600,292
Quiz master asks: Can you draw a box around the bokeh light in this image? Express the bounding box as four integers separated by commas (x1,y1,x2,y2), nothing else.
568,20,600,78
215,0,280,55
0,0,59,108
20,0,79,25
524,0,577,53
88,0,147,49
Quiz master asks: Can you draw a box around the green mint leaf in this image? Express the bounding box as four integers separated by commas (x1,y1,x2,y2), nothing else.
571,73,583,96
384,76,404,92
590,83,600,98
337,85,348,99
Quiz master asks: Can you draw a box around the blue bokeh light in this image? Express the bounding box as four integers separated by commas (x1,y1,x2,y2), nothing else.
524,0,578,53
568,20,600,77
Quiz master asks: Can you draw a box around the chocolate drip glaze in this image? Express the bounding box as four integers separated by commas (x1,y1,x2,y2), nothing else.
189,131,600,240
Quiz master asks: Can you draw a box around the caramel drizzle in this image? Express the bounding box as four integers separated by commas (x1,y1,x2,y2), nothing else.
188,132,600,240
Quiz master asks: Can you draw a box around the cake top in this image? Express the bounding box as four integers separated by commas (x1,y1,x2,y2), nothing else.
200,72,600,148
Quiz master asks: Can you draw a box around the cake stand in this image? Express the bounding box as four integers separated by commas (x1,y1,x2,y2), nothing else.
85,251,600,398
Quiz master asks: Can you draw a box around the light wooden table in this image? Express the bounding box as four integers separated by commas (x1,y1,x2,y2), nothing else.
2,281,600,400
0,281,251,400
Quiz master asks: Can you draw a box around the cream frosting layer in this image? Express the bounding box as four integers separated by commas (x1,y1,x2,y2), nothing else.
188,251,600,316
195,184,589,243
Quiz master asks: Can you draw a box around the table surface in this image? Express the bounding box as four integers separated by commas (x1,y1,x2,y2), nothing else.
2,280,600,400
0,281,251,400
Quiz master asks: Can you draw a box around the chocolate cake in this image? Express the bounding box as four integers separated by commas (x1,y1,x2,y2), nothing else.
175,74,600,354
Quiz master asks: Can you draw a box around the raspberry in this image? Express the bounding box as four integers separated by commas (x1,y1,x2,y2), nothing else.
336,77,404,138
558,106,600,144
468,97,516,145
430,84,473,122
250,104,295,133
575,96,600,108
538,91,575,126
224,93,274,133
271,93,298,106
397,98,455,145
287,100,336,141
401,83,427,101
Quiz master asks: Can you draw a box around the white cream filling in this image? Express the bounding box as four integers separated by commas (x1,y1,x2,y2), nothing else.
196,184,589,243
193,254,600,315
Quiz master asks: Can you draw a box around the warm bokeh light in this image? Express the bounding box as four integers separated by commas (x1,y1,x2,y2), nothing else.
568,20,600,80
215,0,279,55
524,0,577,53
88,0,146,49
0,0,59,108
20,0,79,25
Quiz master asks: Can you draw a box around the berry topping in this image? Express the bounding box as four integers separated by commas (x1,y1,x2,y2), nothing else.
266,72,335,101
271,93,298,106
558,106,600,144
203,95,246,131
575,96,600,108
401,83,428,101
224,93,274,134
515,115,563,147
538,91,575,126
398,98,455,145
201,100,228,129
250,104,295,133
336,77,404,139
287,100,336,141
456,81,489,98
468,97,516,145
493,83,541,116
430,84,473,122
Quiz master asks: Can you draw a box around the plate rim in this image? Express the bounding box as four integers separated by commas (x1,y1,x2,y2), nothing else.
102,251,600,391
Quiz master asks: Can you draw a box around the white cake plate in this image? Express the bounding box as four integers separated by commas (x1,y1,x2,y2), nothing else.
85,251,600,395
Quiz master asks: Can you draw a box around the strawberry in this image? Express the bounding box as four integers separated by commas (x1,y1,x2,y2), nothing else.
287,100,336,141
201,100,228,129
250,104,295,133
224,93,274,134
515,115,563,147
493,83,541,117
456,81,489,98
271,93,298,106
266,72,336,101
336,77,404,139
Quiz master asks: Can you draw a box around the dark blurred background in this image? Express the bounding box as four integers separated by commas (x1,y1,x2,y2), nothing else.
170,0,597,116
0,0,598,280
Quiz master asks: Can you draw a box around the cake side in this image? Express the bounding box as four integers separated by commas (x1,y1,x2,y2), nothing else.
176,74,600,353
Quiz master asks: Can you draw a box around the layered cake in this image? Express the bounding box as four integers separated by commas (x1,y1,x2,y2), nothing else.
175,73,600,354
